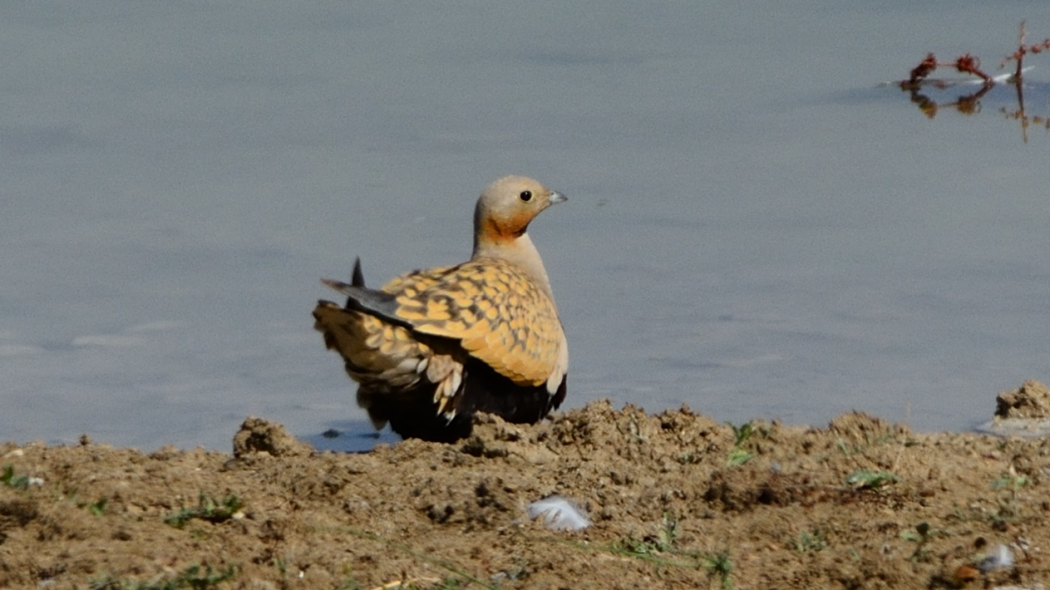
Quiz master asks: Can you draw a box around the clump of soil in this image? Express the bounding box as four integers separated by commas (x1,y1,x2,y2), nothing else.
3,391,1050,589
232,416,312,458
984,380,1050,439
996,380,1050,419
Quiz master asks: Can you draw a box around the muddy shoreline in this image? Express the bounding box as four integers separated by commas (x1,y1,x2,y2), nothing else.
2,383,1049,589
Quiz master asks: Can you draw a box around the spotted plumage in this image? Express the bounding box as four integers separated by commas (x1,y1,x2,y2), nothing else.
313,176,568,442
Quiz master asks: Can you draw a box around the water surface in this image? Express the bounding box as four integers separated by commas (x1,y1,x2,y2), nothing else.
3,2,1049,450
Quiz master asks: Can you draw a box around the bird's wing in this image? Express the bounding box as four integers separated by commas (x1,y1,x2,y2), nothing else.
387,259,566,388
380,265,458,294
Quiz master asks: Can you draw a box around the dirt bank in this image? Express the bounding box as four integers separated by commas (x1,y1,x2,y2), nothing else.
3,382,1050,589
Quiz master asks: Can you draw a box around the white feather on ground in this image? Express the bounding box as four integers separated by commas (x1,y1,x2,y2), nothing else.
977,543,1014,573
526,496,590,531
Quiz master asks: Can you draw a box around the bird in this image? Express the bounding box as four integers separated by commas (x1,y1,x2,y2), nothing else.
313,176,568,442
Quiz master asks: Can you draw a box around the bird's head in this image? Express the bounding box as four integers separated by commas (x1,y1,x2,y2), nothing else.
473,176,566,250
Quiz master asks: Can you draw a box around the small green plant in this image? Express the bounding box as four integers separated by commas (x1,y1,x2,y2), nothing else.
992,468,1031,522
835,430,900,457
790,529,828,553
992,471,1030,491
434,577,467,589
605,514,735,586
610,538,735,586
846,470,898,490
614,537,657,558
89,564,237,590
88,497,108,516
725,421,758,467
700,552,735,590
272,557,289,578
900,522,932,562
164,494,243,529
1,465,30,490
614,512,681,557
730,421,755,447
337,577,362,590
725,448,752,467
657,512,680,552
835,438,850,456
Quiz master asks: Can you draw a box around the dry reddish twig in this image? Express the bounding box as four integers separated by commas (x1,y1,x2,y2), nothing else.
952,53,991,83
899,20,1050,136
901,53,991,88
1000,20,1050,81
907,53,938,86
903,20,1049,89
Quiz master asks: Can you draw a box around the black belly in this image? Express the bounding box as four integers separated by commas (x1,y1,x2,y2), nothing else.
360,358,567,443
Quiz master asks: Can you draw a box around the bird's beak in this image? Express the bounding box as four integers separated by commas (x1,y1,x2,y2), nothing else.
548,191,567,204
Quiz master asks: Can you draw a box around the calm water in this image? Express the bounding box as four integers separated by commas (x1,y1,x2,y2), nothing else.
3,3,1049,450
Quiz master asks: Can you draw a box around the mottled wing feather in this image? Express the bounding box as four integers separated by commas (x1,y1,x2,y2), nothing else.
380,265,457,295
385,259,564,386
312,301,432,392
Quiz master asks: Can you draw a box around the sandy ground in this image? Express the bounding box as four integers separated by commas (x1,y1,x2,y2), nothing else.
3,382,1050,590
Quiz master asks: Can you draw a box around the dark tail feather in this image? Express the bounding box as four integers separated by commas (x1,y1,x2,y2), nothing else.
320,256,410,328
320,279,407,327
347,257,365,307
351,257,365,287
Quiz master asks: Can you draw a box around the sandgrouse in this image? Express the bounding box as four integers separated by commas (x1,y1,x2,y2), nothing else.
313,176,568,442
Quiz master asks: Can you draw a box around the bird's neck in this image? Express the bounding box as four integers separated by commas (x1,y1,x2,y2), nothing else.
472,232,554,299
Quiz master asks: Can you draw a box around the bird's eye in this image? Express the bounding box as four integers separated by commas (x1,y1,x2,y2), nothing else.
519,190,533,202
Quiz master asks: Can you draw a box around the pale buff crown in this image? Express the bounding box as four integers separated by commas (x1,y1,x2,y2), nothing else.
472,175,566,298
